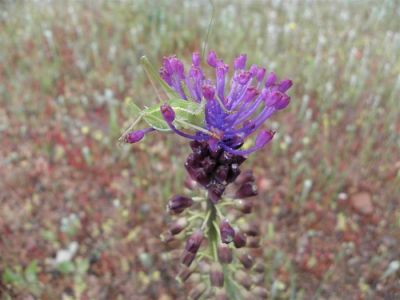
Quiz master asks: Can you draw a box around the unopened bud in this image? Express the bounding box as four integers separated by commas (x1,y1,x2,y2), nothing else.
247,236,261,248
217,244,233,264
185,230,203,253
177,266,193,283
169,218,188,235
210,263,224,287
219,219,235,244
238,253,254,269
235,199,253,214
242,222,260,236
235,181,258,198
233,231,247,248
167,195,193,214
235,270,252,290
181,250,196,267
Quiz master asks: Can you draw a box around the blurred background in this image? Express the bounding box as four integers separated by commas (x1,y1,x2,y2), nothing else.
0,0,399,299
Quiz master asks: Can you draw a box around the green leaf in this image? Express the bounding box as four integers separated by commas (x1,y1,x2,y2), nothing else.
125,97,142,118
142,110,170,131
140,56,179,99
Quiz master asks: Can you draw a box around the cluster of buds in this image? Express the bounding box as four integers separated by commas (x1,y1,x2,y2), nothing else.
185,140,246,203
163,142,268,299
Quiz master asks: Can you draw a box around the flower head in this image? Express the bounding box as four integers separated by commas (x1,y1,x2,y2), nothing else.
128,51,292,157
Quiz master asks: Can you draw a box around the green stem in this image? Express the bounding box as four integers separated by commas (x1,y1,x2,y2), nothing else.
206,199,242,300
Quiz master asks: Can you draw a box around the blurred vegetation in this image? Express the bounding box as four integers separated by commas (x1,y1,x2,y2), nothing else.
0,0,399,299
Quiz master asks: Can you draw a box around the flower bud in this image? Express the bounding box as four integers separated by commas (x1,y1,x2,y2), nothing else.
235,199,253,214
202,84,215,101
234,54,247,70
207,182,225,204
177,266,193,282
181,250,196,267
235,170,255,186
219,219,235,244
247,237,261,248
167,195,193,214
217,244,233,264
189,283,207,300
235,270,252,290
185,230,203,253
255,130,274,148
265,71,277,87
238,253,254,269
227,163,241,183
210,263,224,287
160,103,175,123
207,51,218,67
168,217,188,235
124,130,145,143
254,261,266,273
192,52,201,67
215,165,229,183
242,222,260,236
233,231,247,248
235,181,258,198
278,79,293,93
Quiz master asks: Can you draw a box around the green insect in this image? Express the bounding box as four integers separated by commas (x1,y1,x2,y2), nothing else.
119,56,207,142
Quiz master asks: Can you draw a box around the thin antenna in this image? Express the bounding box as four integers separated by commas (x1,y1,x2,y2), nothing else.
201,0,215,59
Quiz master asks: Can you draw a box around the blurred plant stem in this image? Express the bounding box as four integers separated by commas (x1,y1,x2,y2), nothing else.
206,198,241,300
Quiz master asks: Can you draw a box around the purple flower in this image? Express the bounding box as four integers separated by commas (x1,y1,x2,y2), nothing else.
134,51,293,157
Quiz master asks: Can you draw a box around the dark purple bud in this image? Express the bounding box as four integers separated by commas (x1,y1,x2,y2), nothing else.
220,219,235,244
235,170,255,186
202,84,215,101
124,130,145,143
192,52,201,67
210,263,224,287
227,163,241,183
160,103,175,123
169,217,188,235
235,181,258,198
167,195,193,214
235,271,252,290
188,283,206,300
185,230,203,253
207,182,225,204
234,54,247,70
265,71,277,87
215,165,229,183
217,244,233,264
235,199,253,214
207,50,218,67
253,287,269,298
238,253,254,269
255,130,274,148
201,157,216,173
218,151,235,165
189,140,203,151
278,79,293,93
181,250,196,267
233,231,247,248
